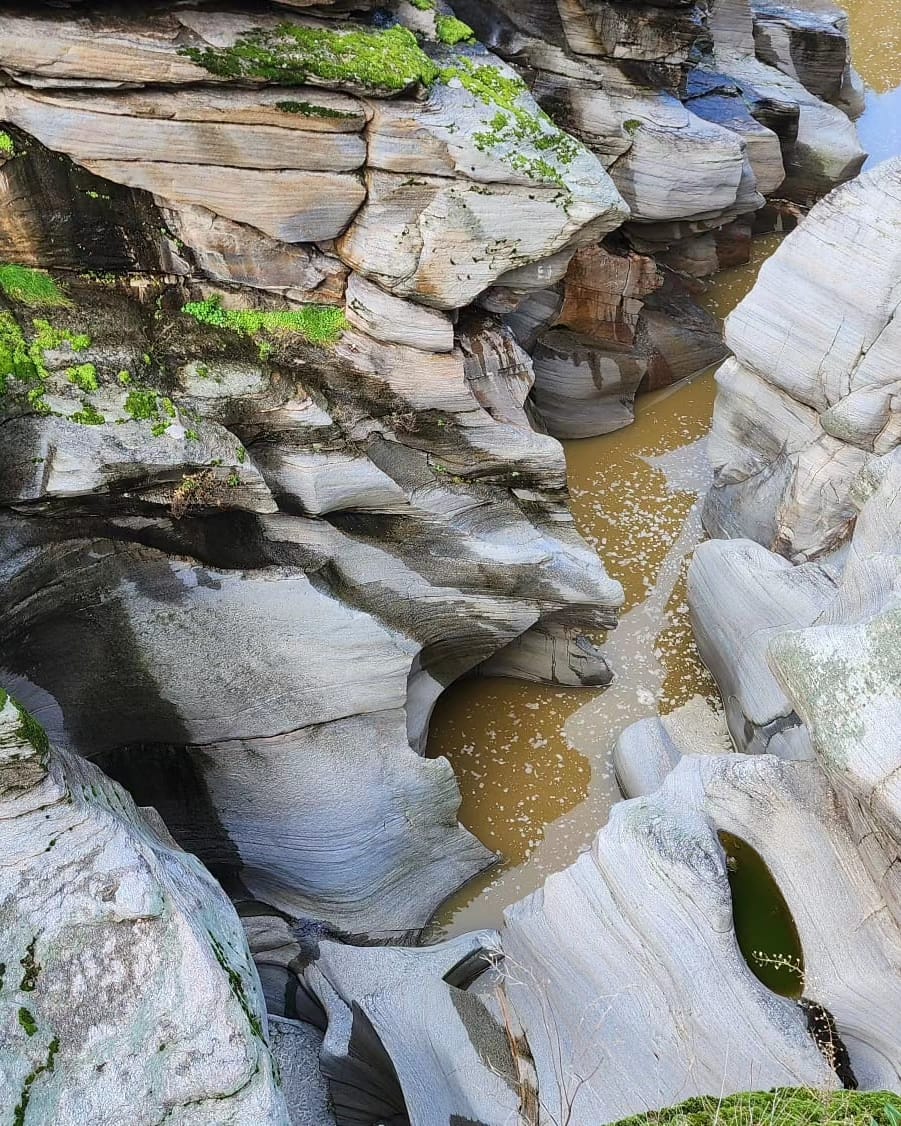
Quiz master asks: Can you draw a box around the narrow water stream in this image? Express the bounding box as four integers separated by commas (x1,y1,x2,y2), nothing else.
428,239,781,937
428,6,899,940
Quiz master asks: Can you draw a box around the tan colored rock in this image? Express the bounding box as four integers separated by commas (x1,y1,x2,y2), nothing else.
556,244,661,346
339,170,625,310
0,87,367,171
161,204,348,303
84,160,366,243
345,273,455,352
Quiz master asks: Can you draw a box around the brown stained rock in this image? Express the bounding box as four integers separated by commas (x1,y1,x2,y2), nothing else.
556,243,662,347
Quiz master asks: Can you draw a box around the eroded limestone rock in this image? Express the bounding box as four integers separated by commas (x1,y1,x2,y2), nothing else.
704,158,901,560
0,694,288,1125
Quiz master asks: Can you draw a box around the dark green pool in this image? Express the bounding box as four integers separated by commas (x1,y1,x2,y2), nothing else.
720,832,805,998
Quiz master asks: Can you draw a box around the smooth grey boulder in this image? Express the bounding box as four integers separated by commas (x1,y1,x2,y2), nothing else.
0,693,288,1125
691,447,900,757
300,933,535,1126
503,749,901,1123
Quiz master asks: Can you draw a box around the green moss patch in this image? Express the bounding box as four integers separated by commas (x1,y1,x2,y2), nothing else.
0,131,16,157
0,313,93,414
66,363,98,393
17,1008,38,1037
0,690,50,760
442,59,581,187
274,99,357,119
0,265,69,309
436,16,475,45
182,295,347,347
611,1089,901,1126
181,23,438,92
208,932,265,1042
13,1036,59,1126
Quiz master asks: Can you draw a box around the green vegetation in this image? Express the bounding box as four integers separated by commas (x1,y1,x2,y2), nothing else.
436,15,475,45
33,320,91,355
443,59,580,186
0,689,51,758
182,295,347,347
0,131,15,157
208,932,265,1042
66,363,98,393
19,937,40,992
624,118,642,135
124,388,161,421
180,23,438,91
179,20,572,184
17,1009,38,1037
70,402,105,426
122,387,179,435
612,1090,901,1126
0,314,92,415
274,99,356,119
0,265,69,309
13,1036,59,1126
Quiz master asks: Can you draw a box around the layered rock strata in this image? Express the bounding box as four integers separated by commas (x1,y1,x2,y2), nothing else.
703,158,901,560
456,0,865,435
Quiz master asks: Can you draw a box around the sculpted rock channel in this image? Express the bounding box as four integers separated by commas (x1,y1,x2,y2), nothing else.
0,3,896,1126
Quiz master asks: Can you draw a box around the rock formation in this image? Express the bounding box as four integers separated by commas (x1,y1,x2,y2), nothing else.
0,1,639,940
0,3,893,1125
0,692,287,1124
703,158,901,560
456,0,865,435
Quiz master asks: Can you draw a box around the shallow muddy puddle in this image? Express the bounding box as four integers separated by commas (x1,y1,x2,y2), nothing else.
428,13,899,937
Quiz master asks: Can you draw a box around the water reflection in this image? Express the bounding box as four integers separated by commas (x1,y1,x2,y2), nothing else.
843,0,901,167
858,87,901,168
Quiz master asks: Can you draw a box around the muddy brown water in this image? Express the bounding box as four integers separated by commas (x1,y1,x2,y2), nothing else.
427,14,900,952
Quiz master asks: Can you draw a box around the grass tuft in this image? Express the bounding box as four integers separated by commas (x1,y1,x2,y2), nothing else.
182,295,347,347
0,265,69,309
612,1089,901,1126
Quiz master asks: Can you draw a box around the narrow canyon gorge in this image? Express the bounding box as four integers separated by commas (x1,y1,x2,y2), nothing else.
0,1,898,1124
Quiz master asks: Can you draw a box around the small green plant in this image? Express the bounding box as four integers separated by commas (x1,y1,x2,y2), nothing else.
182,295,347,347
125,388,159,421
0,131,16,157
70,402,105,426
17,1009,37,1037
623,118,642,135
65,363,98,392
436,15,475,45
0,265,69,309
